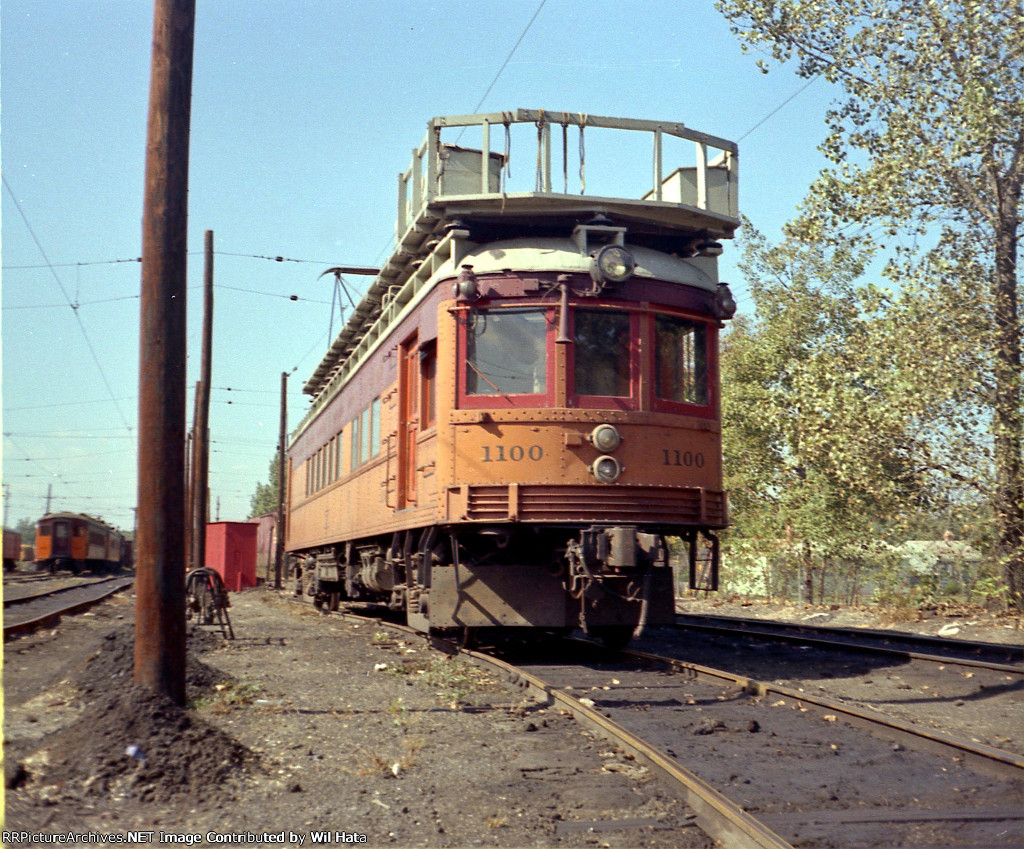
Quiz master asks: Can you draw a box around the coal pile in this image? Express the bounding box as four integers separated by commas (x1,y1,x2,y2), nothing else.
12,625,253,806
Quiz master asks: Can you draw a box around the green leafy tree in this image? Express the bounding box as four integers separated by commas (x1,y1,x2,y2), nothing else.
14,517,36,545
249,453,281,518
722,226,926,601
716,0,1023,605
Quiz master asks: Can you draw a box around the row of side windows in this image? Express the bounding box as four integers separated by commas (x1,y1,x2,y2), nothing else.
350,397,382,472
304,396,382,498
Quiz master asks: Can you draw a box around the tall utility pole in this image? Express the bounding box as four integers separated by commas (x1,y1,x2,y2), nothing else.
275,371,288,589
191,230,214,569
135,0,195,705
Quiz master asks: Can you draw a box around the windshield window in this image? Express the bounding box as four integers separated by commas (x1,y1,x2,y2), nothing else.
573,309,631,397
655,315,709,406
466,308,548,396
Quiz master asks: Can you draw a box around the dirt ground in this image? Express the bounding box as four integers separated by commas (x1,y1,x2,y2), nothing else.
3,588,710,848
4,587,1021,848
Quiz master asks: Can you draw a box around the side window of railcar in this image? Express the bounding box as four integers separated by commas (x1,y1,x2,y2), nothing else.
573,309,632,398
466,308,548,396
655,315,709,406
350,417,360,472
420,344,437,428
371,397,381,457
360,406,371,463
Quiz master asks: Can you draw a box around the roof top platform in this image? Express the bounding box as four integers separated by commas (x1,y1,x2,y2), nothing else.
406,109,739,247
301,110,739,403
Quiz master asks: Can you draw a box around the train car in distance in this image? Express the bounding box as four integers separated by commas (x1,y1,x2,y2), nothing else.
34,512,126,574
3,528,23,572
287,110,739,647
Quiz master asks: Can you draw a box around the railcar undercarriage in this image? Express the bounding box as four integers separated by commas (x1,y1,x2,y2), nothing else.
293,523,716,648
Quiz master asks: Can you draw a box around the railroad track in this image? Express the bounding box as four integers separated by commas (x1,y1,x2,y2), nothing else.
675,612,1023,673
3,576,134,639
506,636,1022,848
659,613,1024,760
3,575,118,606
314,603,1024,848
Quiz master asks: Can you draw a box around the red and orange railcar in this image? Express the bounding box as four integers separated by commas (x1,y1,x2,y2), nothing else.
34,512,126,574
286,110,739,645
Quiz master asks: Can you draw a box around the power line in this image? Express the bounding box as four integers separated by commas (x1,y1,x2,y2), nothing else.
3,295,140,310
216,284,331,304
738,77,819,142
2,175,134,433
376,2,549,269
4,250,363,272
469,0,548,114
214,251,348,265
4,397,134,412
1,256,141,270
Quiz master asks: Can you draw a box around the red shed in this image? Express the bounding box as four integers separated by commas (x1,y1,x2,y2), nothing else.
204,522,258,592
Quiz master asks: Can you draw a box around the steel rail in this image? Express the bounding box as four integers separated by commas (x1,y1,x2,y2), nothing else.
671,614,1024,675
303,601,1023,841
673,615,1023,675
313,604,794,849
3,576,120,608
2,577,134,639
620,644,1024,781
456,643,795,849
319,602,790,847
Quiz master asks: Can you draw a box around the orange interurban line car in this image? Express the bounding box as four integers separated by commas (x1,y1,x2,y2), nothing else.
287,110,739,648
34,511,127,574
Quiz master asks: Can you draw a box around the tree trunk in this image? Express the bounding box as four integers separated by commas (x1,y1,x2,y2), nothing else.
994,183,1023,610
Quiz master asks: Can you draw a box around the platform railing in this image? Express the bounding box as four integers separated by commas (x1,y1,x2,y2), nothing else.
396,109,739,238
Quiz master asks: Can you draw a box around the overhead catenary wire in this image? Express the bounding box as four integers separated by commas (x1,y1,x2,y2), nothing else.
3,250,353,271
3,175,133,434
1,256,142,270
468,0,548,116
449,0,548,148
738,77,819,142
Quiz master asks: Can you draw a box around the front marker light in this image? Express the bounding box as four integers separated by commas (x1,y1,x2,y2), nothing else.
590,455,623,484
589,423,622,452
714,282,737,319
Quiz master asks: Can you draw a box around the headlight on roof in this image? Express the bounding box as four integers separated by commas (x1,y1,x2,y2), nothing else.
590,245,635,286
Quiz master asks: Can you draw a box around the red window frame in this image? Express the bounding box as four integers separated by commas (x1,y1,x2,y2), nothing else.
568,307,640,411
649,311,718,418
456,304,557,409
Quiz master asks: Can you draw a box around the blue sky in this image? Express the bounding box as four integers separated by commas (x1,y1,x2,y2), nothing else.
1,0,836,533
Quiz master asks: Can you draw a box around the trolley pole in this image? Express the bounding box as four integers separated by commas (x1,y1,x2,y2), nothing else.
191,230,214,570
275,371,288,589
135,0,195,705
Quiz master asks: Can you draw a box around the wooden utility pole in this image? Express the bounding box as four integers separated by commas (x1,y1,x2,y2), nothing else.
135,0,195,705
275,371,288,589
191,230,214,569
